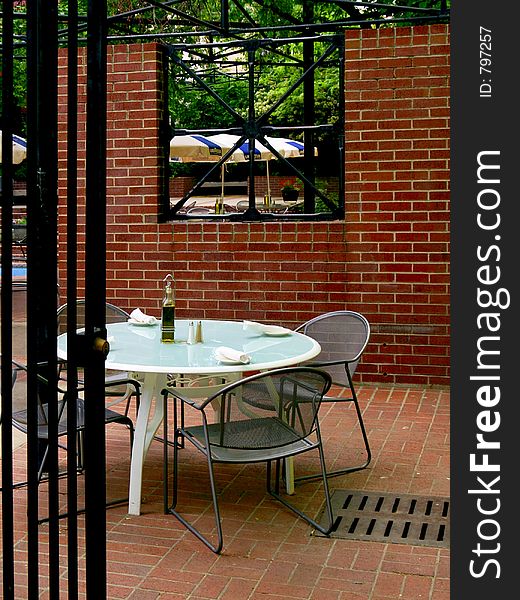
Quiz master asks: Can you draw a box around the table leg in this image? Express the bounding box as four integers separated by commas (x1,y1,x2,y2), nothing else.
128,372,167,515
285,458,295,495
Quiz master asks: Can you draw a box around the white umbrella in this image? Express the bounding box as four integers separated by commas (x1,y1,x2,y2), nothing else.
170,133,317,208
203,134,275,201
0,131,27,164
169,134,229,162
261,136,318,199
264,136,305,159
207,134,275,163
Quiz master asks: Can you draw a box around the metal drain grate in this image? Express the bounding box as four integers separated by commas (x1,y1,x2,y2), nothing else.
316,489,450,548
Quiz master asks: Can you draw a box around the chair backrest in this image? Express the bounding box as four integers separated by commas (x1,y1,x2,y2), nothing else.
202,367,331,451
57,300,130,335
9,360,67,437
295,311,370,386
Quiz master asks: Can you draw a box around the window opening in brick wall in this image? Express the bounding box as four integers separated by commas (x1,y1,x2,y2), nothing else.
164,35,344,222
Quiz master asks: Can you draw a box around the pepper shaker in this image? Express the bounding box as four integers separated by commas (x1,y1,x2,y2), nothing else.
195,320,203,343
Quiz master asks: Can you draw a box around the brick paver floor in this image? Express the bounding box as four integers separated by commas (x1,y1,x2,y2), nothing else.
2,384,449,599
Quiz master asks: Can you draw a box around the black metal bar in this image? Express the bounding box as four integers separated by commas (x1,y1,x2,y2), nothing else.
104,14,448,42
1,1,16,597
258,40,339,125
221,0,229,31
247,46,256,209
327,0,445,15
66,2,80,596
24,1,41,595
337,34,346,221
303,0,315,214
30,1,61,596
169,141,245,214
158,46,171,222
84,2,108,595
147,0,227,35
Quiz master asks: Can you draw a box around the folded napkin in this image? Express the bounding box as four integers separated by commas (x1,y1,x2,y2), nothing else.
215,346,251,364
243,320,271,333
243,320,290,335
129,308,157,324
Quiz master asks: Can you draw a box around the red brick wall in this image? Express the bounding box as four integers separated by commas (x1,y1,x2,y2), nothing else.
57,26,450,387
344,25,450,385
57,43,165,295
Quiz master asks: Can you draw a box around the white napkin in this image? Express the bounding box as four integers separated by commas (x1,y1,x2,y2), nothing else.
215,346,251,364
243,320,290,335
129,308,157,324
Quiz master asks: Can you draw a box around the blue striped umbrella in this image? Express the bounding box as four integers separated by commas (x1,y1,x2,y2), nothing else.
169,134,229,162
207,134,275,162
0,131,27,164
264,136,306,158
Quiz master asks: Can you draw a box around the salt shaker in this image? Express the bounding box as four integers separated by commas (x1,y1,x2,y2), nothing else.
187,320,195,344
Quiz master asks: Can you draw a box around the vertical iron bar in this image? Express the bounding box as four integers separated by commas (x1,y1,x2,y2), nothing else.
303,0,315,213
25,2,41,596
85,1,108,596
221,0,229,31
158,48,170,223
1,2,15,596
337,35,346,219
66,2,80,597
28,0,60,595
247,46,256,207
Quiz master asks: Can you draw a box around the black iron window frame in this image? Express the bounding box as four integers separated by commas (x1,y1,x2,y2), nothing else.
163,33,345,222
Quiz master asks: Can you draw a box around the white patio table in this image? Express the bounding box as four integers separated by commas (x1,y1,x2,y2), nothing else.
57,318,321,515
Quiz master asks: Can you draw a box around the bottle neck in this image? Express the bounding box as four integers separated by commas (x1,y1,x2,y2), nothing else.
164,285,175,306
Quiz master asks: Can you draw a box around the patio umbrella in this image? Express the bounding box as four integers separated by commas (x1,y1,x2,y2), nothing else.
169,134,229,163
200,134,274,199
0,131,27,164
207,134,285,199
261,136,317,198
207,134,275,163
264,136,305,159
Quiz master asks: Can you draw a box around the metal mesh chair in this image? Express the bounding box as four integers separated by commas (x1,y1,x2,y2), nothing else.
9,360,134,481
162,366,335,553
2,359,134,520
294,310,371,481
56,300,141,417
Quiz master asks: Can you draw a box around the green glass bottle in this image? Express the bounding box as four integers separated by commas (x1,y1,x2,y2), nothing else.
161,273,175,343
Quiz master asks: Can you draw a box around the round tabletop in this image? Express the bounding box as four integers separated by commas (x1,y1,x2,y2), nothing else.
57,319,321,374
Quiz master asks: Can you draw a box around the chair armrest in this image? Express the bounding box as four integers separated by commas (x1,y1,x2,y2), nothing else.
162,386,204,410
104,376,141,390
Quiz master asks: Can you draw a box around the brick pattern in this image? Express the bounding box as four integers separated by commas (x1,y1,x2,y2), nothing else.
4,384,450,599
56,26,450,387
57,43,165,295
344,25,450,385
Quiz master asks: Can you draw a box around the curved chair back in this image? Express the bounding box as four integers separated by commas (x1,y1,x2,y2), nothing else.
202,367,332,453
57,299,130,335
295,310,370,387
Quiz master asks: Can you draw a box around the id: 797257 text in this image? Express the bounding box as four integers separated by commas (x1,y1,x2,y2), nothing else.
479,26,492,98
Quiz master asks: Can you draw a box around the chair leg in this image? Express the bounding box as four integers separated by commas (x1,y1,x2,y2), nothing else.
166,434,224,553
163,394,223,553
295,391,372,483
267,447,335,536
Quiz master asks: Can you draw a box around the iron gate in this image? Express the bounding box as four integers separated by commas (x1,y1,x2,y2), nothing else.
1,2,450,597
1,1,109,597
